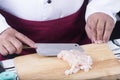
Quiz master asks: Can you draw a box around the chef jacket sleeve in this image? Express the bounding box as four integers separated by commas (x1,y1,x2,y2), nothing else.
86,0,120,23
0,14,10,33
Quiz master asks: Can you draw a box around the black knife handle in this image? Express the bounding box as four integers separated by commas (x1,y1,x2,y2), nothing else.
0,62,5,73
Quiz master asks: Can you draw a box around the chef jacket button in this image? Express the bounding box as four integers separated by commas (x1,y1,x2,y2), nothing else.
47,0,52,4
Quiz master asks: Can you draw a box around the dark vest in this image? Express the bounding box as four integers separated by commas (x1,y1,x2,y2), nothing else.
0,0,91,60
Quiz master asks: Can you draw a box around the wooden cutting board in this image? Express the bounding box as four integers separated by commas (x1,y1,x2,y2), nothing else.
14,43,120,80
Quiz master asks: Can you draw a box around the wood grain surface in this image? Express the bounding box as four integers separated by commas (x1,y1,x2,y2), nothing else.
14,43,120,80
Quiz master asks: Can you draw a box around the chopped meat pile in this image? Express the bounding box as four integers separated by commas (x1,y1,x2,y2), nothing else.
57,50,93,75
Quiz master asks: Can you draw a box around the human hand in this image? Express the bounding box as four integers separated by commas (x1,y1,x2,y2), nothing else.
0,28,36,56
85,12,115,43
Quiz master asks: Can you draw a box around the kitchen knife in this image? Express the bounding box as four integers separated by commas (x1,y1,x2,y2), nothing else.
108,39,120,62
35,43,84,56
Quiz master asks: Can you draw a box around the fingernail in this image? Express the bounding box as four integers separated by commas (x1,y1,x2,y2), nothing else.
94,41,98,44
103,40,107,43
34,44,38,48
97,40,103,44
94,40,103,44
91,39,95,43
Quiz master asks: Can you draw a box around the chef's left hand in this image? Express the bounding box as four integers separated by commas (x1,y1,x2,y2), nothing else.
85,12,115,43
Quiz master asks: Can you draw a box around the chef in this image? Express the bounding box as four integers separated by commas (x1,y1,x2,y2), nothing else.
0,0,120,60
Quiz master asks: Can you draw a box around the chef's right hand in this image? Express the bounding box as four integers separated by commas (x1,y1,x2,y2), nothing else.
0,27,36,56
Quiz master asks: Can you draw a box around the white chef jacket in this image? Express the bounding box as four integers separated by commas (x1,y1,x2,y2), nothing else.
0,0,120,33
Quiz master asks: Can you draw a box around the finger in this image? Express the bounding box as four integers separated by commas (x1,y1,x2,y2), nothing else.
96,19,105,42
15,32,36,48
0,45,8,56
85,24,92,41
103,20,115,42
3,41,16,54
9,38,23,54
88,20,98,43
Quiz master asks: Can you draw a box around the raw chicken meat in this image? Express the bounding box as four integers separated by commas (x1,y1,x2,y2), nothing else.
57,50,93,75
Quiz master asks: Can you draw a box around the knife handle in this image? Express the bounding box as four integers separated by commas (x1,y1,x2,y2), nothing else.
23,45,35,49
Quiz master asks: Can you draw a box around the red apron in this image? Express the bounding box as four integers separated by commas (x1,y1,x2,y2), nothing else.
0,0,91,60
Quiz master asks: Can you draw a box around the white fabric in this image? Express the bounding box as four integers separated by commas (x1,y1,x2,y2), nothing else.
108,39,120,62
0,0,120,33
2,59,14,69
0,0,83,21
86,0,120,22
0,14,10,33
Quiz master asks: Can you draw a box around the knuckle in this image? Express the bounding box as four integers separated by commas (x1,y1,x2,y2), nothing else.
3,52,8,56
92,27,96,31
108,22,115,28
0,50,8,56
97,33,102,37
15,32,22,37
103,35,109,40
23,35,28,39
4,33,10,37
97,27,103,32
98,23,104,28
16,32,24,37
0,35,12,43
16,32,20,35
7,47,16,54
16,49,22,54
9,49,15,54
15,43,23,54
16,43,23,51
18,43,23,49
106,27,112,32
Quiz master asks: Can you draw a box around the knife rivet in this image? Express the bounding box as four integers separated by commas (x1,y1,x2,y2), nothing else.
75,45,78,46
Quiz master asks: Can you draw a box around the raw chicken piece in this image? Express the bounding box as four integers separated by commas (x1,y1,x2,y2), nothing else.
57,50,93,75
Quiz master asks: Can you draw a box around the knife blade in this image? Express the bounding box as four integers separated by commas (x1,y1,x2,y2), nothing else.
35,43,84,56
108,39,120,62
